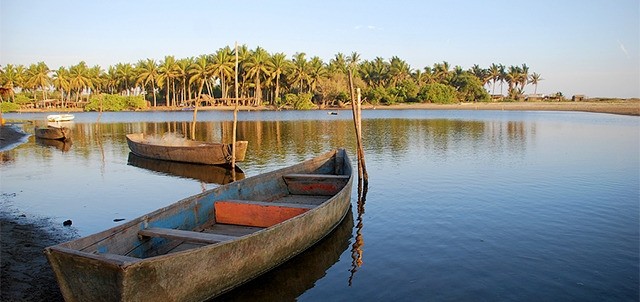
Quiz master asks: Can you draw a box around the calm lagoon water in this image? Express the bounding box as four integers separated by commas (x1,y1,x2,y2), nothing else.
1,109,638,301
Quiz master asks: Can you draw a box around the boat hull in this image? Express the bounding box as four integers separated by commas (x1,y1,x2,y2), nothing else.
45,149,353,302
34,126,71,140
126,133,248,165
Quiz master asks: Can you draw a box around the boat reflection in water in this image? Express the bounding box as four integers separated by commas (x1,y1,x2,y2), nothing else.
127,152,244,185
216,207,354,302
35,137,73,152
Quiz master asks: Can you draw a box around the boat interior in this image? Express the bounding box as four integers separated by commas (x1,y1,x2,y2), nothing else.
66,171,350,262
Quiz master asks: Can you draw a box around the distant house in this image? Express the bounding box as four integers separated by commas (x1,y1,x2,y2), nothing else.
525,94,543,101
572,95,586,101
490,94,504,101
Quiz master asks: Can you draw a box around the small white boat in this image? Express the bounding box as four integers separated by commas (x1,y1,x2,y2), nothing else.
47,114,75,122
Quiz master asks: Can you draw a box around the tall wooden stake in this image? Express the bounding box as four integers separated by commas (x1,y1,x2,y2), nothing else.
356,88,368,183
348,69,368,184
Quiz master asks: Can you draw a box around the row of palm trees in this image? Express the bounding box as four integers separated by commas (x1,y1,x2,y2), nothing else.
0,45,542,107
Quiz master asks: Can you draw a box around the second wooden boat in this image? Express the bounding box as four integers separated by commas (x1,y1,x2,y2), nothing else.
34,126,71,140
45,149,353,301
126,133,248,165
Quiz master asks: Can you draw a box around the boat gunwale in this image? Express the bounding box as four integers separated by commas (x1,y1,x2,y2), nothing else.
126,133,247,148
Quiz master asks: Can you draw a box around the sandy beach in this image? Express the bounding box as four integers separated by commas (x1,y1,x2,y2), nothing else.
0,100,638,301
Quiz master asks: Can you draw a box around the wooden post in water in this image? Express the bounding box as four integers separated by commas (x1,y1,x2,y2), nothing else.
355,88,368,183
191,97,199,140
348,68,368,184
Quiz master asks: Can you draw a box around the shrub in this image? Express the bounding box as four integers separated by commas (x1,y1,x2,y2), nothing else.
1,102,20,113
284,93,316,110
417,83,457,104
85,94,147,111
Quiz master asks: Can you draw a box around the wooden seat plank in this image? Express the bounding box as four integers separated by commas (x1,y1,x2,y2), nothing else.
215,199,312,228
139,228,238,244
283,173,349,196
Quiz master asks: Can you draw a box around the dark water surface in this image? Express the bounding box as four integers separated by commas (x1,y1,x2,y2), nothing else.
2,110,638,301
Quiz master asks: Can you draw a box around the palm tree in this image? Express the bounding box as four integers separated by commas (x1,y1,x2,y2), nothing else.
104,66,118,94
175,58,192,105
487,63,501,95
245,47,271,106
158,56,179,106
136,59,159,106
469,64,489,88
89,65,105,96
212,47,235,100
115,63,134,96
189,55,214,102
235,44,250,99
69,61,92,102
52,67,70,106
0,64,21,102
308,56,327,94
519,64,529,92
528,72,542,94
389,56,411,86
291,52,309,93
498,64,506,95
347,52,361,71
269,52,289,104
26,62,51,101
329,52,348,75
433,61,451,84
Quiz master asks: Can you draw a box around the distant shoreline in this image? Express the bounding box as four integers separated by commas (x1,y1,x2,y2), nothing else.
12,100,640,116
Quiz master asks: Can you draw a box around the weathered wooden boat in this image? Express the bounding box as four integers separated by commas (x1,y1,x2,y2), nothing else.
47,114,75,122
126,133,248,165
34,125,71,140
45,149,353,302
127,152,245,184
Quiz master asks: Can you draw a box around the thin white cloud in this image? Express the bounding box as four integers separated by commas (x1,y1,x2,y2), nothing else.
617,39,629,58
354,25,378,31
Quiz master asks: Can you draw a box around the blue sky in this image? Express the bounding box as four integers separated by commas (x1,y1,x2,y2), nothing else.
2,0,638,98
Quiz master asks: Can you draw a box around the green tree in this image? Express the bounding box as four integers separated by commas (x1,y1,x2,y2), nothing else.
451,72,490,102
212,47,235,99
529,72,542,94
244,47,270,106
52,67,70,106
307,56,327,97
158,56,179,106
291,52,309,93
26,62,51,101
115,63,134,96
69,61,92,102
136,59,159,106
269,52,289,104
418,83,457,104
189,55,214,102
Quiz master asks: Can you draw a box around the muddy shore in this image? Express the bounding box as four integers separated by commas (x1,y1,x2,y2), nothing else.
1,100,638,301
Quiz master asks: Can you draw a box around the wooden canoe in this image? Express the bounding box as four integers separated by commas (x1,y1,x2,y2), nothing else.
34,126,71,140
127,152,245,184
45,149,353,302
126,133,248,165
